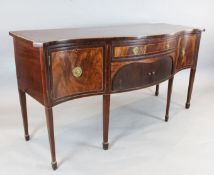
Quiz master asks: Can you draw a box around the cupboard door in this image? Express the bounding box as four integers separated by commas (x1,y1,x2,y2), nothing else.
50,47,103,100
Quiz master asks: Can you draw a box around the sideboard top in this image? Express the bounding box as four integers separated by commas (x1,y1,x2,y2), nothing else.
9,23,203,47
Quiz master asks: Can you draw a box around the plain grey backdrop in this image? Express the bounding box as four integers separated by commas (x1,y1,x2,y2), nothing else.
0,0,214,175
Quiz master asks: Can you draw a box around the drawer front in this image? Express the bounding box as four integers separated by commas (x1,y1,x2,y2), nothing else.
112,56,173,91
50,47,103,99
114,39,176,58
176,35,197,70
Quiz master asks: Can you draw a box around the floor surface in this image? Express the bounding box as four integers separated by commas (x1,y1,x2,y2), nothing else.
0,67,213,175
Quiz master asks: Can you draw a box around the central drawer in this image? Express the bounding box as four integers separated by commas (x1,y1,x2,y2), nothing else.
113,39,177,59
50,47,103,100
111,56,173,91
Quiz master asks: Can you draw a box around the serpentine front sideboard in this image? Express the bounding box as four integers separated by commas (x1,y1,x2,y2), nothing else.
9,23,204,170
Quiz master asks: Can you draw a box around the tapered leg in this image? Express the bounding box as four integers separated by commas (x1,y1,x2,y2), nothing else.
155,84,159,96
18,89,30,141
165,77,174,122
103,94,110,150
186,69,196,109
45,107,57,170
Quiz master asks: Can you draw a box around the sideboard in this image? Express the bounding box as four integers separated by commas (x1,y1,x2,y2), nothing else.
9,23,204,170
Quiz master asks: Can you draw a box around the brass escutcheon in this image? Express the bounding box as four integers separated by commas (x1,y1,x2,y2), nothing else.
181,48,186,56
72,66,82,78
133,47,140,55
166,43,170,49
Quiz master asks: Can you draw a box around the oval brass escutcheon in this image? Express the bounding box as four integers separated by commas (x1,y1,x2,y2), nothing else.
181,48,186,56
133,47,140,55
166,43,170,49
72,66,82,78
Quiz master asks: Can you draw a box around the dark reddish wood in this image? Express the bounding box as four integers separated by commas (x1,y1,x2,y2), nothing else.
113,37,177,61
111,52,176,77
186,69,196,109
114,38,176,58
50,47,103,100
176,35,197,70
114,45,145,57
155,84,159,96
39,47,51,107
112,56,173,91
9,24,203,47
185,33,202,109
10,24,203,170
145,39,176,54
165,77,174,122
13,38,44,104
45,107,57,170
103,94,110,150
105,43,112,94
18,89,30,141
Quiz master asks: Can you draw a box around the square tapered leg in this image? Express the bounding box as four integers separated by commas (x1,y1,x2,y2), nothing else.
165,77,174,122
103,95,110,150
186,69,196,109
155,84,159,96
45,107,57,170
18,89,30,141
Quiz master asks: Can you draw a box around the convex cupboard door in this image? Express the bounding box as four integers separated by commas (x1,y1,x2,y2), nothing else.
112,56,173,91
50,47,104,100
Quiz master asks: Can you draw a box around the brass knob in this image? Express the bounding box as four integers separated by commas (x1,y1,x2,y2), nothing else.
166,43,170,49
133,47,140,55
72,66,82,78
181,48,186,56
147,71,155,76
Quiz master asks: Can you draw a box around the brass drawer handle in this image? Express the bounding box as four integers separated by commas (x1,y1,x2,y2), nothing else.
166,43,170,49
133,47,140,55
147,71,156,76
72,66,82,78
181,48,186,56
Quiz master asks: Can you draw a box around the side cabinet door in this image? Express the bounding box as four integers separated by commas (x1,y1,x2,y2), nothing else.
176,34,197,70
50,47,104,101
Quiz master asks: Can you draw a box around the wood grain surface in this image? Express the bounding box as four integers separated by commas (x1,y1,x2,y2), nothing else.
114,38,177,58
176,35,197,70
112,56,173,91
9,23,203,47
13,38,44,104
51,47,104,99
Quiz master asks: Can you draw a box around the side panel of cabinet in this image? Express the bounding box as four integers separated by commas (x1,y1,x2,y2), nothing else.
176,34,198,70
13,38,44,104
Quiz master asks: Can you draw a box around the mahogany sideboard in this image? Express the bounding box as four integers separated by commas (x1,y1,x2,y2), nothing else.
9,23,204,170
